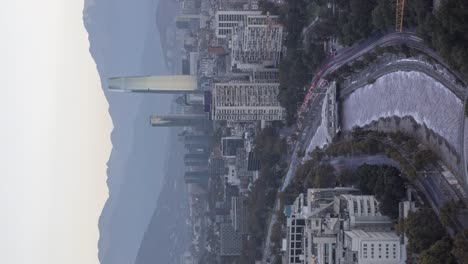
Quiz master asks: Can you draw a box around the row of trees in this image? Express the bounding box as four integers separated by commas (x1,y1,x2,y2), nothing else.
341,164,406,219
260,0,329,124
335,0,468,80
415,0,468,79
238,127,287,263
400,209,468,264
323,128,438,180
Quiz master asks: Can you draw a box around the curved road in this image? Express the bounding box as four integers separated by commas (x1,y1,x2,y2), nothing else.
262,31,468,263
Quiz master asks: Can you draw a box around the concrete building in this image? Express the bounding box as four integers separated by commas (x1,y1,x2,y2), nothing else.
184,170,209,184
286,217,306,264
189,52,199,76
342,230,403,264
215,10,261,38
184,153,209,167
250,68,280,83
218,0,259,11
231,196,249,234
183,134,213,145
149,114,209,127
108,75,200,94
176,14,207,29
230,15,283,70
283,192,404,264
334,195,393,232
211,82,285,121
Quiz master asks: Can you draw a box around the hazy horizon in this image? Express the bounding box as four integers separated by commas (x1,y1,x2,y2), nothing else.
1,1,111,263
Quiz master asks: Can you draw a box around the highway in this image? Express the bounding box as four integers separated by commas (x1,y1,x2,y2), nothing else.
261,31,468,263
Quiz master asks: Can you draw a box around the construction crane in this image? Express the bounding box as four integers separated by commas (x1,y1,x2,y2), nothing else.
396,0,406,32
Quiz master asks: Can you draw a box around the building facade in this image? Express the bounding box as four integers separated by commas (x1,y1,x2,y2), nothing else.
215,10,261,38
230,15,283,69
211,82,285,121
283,191,406,264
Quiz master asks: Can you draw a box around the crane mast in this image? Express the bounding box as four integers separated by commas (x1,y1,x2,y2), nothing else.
396,0,406,32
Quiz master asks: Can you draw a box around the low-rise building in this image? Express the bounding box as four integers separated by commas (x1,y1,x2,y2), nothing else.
283,191,406,264
342,230,403,264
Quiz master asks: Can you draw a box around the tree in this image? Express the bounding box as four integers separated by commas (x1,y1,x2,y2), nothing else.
404,210,446,253
353,164,405,219
412,149,437,170
452,228,468,264
371,0,394,33
417,237,456,264
439,200,463,227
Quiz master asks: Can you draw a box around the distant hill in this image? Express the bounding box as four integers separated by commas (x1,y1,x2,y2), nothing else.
155,0,179,69
83,0,177,264
135,128,188,264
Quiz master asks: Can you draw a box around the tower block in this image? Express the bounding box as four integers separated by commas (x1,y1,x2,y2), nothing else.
108,75,200,94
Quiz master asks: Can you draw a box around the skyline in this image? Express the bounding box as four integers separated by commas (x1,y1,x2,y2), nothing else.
2,0,468,263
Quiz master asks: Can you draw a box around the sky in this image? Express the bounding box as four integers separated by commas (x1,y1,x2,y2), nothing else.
1,1,111,263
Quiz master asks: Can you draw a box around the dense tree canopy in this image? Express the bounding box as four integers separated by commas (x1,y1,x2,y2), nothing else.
417,237,456,264
452,228,468,264
351,165,406,219
404,210,446,253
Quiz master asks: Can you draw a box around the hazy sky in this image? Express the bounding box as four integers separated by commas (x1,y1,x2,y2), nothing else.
1,1,111,263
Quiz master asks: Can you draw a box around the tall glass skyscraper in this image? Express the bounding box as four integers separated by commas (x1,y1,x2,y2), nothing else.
108,75,199,93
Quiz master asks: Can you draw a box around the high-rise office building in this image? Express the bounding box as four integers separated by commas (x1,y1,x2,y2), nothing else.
176,14,205,29
209,157,227,177
231,15,283,69
211,82,285,121
184,134,213,145
108,75,199,94
149,114,209,127
184,170,209,184
184,153,210,162
185,143,209,152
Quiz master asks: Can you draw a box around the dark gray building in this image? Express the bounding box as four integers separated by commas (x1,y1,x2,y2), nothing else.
219,223,243,256
184,170,209,184
221,137,244,157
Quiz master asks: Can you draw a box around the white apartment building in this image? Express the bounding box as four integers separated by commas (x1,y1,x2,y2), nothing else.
230,15,283,69
343,230,403,264
211,82,285,121
215,10,261,38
